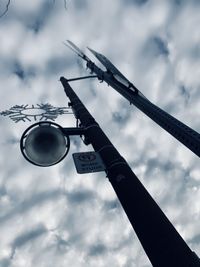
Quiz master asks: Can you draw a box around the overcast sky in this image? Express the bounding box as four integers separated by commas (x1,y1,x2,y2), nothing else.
0,0,200,266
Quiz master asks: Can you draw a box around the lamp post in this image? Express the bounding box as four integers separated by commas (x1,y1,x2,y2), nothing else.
59,76,199,267
18,76,199,266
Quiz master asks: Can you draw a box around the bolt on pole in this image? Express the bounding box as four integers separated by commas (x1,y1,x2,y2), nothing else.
60,76,200,267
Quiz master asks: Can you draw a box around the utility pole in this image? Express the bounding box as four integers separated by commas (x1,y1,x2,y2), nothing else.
60,76,200,267
65,41,200,158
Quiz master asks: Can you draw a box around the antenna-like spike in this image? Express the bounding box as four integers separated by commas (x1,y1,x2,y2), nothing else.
87,46,144,95
65,40,91,61
87,47,130,83
87,47,97,55
63,41,80,56
87,47,105,66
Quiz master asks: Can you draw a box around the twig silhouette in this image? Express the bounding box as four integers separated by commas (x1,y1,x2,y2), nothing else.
0,0,11,18
64,0,68,10
0,0,69,19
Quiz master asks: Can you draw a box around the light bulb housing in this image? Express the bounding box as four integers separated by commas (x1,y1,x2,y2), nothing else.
20,121,70,167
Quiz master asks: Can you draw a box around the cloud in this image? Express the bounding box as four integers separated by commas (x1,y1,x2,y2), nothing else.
87,242,107,257
11,224,47,254
0,0,199,266
123,0,149,6
145,36,169,57
0,190,61,224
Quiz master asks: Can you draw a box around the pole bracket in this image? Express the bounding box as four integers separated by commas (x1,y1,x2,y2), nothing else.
62,127,86,136
66,75,98,82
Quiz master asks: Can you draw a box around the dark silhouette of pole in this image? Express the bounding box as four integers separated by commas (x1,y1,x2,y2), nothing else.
85,60,200,158
60,76,200,267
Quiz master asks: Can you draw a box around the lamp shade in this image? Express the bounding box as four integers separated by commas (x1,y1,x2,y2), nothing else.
20,122,70,166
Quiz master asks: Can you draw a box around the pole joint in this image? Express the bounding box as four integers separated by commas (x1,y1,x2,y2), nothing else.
62,127,86,136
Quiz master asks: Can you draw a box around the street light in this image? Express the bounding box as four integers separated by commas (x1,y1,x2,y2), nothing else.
18,77,200,266
20,121,70,167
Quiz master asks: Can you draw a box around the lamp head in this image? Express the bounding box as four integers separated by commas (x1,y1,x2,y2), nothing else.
20,122,70,167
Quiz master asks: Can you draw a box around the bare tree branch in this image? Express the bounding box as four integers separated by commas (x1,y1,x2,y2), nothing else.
0,0,11,18
0,0,69,19
64,0,68,10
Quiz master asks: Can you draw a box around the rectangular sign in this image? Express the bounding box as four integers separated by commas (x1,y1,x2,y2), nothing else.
72,151,105,174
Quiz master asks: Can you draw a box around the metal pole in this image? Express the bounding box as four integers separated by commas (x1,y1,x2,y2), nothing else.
85,61,200,158
60,76,200,267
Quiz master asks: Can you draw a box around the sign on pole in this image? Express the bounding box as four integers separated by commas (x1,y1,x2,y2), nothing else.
72,151,105,174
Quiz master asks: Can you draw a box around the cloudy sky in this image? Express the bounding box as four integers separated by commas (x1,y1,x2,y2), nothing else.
0,0,200,266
